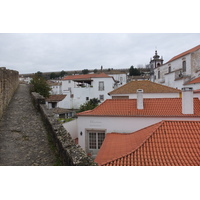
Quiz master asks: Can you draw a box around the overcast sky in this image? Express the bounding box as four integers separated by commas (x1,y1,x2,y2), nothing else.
0,33,199,74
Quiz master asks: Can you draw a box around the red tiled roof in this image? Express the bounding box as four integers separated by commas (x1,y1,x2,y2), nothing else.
194,89,200,93
185,77,200,85
77,98,200,117
108,80,181,95
47,80,62,86
95,120,200,166
46,95,66,102
167,45,200,63
62,73,111,80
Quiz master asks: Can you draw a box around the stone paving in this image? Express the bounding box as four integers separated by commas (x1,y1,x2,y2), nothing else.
0,84,58,166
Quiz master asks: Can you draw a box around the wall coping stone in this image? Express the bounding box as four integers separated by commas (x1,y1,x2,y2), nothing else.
31,92,97,166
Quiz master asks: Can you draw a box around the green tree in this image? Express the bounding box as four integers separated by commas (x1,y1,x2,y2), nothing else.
78,98,100,112
129,66,141,76
60,70,67,78
30,73,51,98
82,69,89,74
94,69,98,73
36,71,43,77
50,72,57,79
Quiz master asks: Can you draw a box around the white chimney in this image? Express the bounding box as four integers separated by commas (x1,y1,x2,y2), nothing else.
137,89,144,109
182,87,194,114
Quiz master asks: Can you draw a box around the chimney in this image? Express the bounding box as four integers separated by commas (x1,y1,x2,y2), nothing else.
182,87,194,114
137,89,144,109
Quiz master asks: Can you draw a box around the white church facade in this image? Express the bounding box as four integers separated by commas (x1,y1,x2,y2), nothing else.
151,45,200,90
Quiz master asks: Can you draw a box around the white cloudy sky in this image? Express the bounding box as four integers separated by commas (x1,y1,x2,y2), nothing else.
0,1,199,75
1,33,199,74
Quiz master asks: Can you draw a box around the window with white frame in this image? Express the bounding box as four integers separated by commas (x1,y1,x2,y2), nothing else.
98,81,104,91
88,131,105,150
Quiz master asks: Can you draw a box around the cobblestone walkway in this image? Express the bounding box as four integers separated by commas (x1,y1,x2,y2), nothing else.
0,84,58,166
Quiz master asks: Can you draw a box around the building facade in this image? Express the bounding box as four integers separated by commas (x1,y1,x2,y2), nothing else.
152,45,200,89
77,88,200,158
61,73,117,109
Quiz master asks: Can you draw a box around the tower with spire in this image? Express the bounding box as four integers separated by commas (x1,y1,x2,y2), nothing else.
149,50,164,81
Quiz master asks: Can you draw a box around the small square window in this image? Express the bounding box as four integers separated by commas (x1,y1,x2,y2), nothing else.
99,95,104,101
86,97,89,101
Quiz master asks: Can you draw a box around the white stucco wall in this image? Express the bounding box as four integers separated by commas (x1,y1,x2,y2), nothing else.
60,77,114,109
185,83,200,90
77,115,200,153
61,80,74,94
63,119,78,140
50,85,62,95
154,53,192,84
194,93,200,99
109,74,127,85
153,48,200,89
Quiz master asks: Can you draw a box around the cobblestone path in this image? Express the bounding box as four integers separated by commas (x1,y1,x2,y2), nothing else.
0,84,58,166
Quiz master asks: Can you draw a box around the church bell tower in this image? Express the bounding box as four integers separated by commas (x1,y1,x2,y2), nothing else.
149,50,164,81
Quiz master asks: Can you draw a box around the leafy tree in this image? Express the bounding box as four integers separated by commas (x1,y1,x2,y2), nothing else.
50,72,57,79
30,73,51,98
60,70,67,78
36,71,43,77
78,98,100,112
82,69,89,74
129,66,141,76
94,69,98,73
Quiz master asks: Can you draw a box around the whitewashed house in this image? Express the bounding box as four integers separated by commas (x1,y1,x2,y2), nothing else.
108,80,181,99
183,77,200,99
184,76,200,90
152,45,200,89
61,73,117,109
105,71,127,86
47,80,62,95
46,95,67,109
19,76,32,84
77,87,200,157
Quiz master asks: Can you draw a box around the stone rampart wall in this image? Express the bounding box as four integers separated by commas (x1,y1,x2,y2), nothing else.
0,67,19,119
31,92,97,166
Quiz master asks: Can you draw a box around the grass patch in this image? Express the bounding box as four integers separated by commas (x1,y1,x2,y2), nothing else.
58,118,74,124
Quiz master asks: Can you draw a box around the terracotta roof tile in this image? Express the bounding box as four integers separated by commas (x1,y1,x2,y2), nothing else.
194,89,200,93
77,98,200,117
109,80,181,95
46,95,66,102
185,77,200,85
62,73,111,80
47,80,62,86
167,45,200,63
95,120,200,166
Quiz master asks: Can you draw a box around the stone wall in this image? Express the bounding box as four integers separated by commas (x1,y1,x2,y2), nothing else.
31,92,97,166
0,67,19,119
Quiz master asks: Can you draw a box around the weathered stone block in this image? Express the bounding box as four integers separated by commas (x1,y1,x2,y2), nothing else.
0,67,19,119
31,92,97,166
